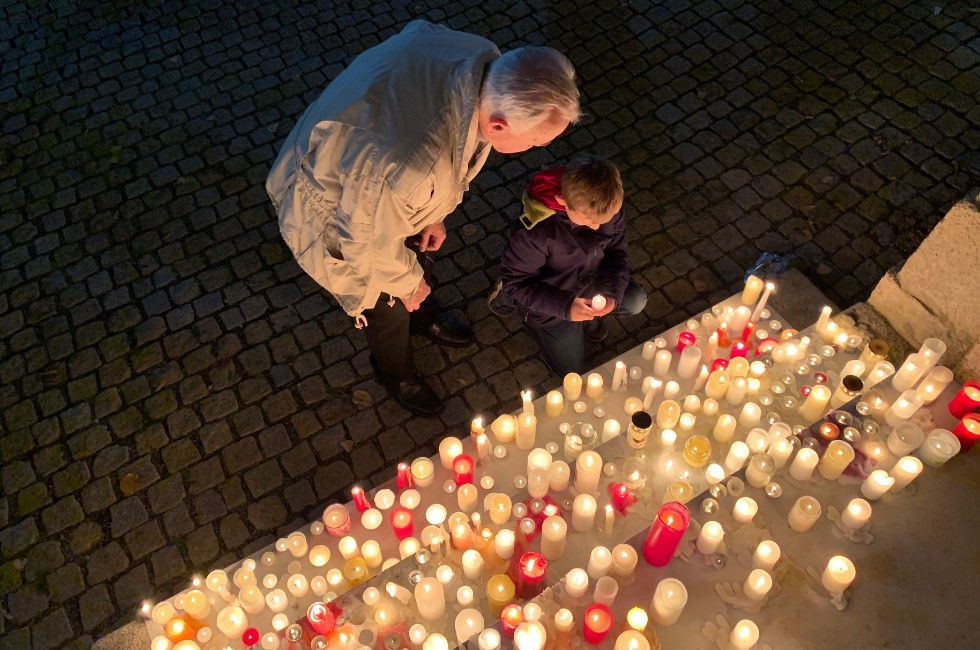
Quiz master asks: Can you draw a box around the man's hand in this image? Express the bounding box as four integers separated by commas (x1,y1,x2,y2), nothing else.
593,296,616,317
569,297,598,322
418,222,447,252
400,278,431,312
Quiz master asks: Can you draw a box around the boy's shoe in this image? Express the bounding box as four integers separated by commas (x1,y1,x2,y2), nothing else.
584,318,607,342
488,280,516,317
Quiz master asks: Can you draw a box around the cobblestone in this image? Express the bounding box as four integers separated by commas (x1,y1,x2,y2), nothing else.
2,0,977,640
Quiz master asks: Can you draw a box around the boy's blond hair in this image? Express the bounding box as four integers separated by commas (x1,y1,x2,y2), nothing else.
561,155,624,223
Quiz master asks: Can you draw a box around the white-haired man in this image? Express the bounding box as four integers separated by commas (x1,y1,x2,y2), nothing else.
267,20,579,416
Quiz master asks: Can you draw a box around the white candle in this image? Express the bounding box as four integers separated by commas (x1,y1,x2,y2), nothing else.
338,536,360,560
415,577,445,621
752,541,780,571
816,305,832,332
789,448,819,481
265,588,287,613
612,361,627,390
749,283,775,324
770,438,793,468
602,418,621,443
548,461,570,492
726,377,748,405
725,441,750,471
693,364,710,392
705,463,726,485
457,484,478,513
730,620,760,650
361,541,383,569
361,508,383,530
238,585,265,615
861,470,895,500
287,574,309,598
571,493,597,532
677,345,702,379
423,634,450,650
514,622,547,650
546,390,564,417
730,306,751,334
650,578,688,626
438,437,463,469
799,384,831,421
586,373,604,399
663,380,681,399
678,412,696,431
696,520,724,554
917,428,960,466
683,394,702,412
540,515,567,560
738,402,762,429
714,414,737,443
660,428,677,448
743,569,772,601
494,529,515,560
286,531,308,558
611,544,638,577
642,378,662,410
182,590,211,620
884,390,925,426
575,451,602,495
787,496,821,532
461,549,484,580
602,504,615,534
915,366,954,404
309,544,331,567
554,608,574,634
564,568,589,599
742,274,764,305
653,350,672,377
563,373,582,400
889,456,923,489
642,341,657,360
593,575,619,607
411,458,435,488
527,467,549,498
216,606,248,639
733,497,758,524
587,546,613,579
491,414,516,444
206,570,234,604
516,413,537,450
892,353,927,391
840,498,872,530
455,608,485,645
521,389,534,414
821,555,856,595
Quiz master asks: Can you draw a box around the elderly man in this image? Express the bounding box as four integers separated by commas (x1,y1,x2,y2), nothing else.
267,20,580,416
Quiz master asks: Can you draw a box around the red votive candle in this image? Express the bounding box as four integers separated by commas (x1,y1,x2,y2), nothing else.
953,413,980,452
814,372,828,384
730,340,749,358
242,628,260,647
740,322,756,342
819,422,840,441
642,501,690,567
390,507,413,540
396,462,413,490
452,454,474,485
710,358,729,372
949,381,980,418
716,323,731,347
582,603,613,644
500,603,524,636
800,385,812,397
677,331,696,352
351,486,371,513
755,338,778,356
608,482,632,512
516,551,548,599
307,602,335,635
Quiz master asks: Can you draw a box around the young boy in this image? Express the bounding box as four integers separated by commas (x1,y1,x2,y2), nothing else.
493,155,647,375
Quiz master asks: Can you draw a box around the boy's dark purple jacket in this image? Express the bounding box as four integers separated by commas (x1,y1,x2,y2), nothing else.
499,167,630,329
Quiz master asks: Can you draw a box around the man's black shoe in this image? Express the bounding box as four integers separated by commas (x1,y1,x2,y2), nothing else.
390,375,443,417
584,318,608,343
417,311,474,347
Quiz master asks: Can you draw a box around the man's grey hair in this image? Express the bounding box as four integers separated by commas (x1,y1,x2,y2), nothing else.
481,46,581,131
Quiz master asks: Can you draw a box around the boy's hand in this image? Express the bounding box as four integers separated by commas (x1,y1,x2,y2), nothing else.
569,298,598,322
400,278,431,312
418,222,446,252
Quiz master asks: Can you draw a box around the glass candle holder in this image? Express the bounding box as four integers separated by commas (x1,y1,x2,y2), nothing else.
953,414,980,452
917,428,960,466
745,453,775,488
682,434,712,468
887,422,925,456
787,495,821,532
948,381,980,418
642,502,690,567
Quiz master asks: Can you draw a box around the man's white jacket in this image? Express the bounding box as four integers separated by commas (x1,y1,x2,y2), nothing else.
267,21,499,320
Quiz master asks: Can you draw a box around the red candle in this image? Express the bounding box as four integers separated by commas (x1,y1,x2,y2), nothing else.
307,602,335,635
800,384,812,397
516,551,548,599
642,502,690,567
949,381,980,418
500,603,524,637
242,628,260,647
716,322,731,347
351,486,371,513
452,453,474,485
710,358,729,372
730,340,749,358
814,372,828,384
607,482,634,513
819,422,840,441
396,462,413,490
755,338,778,356
582,603,613,644
677,331,696,352
953,413,980,452
740,322,756,342
164,618,195,643
389,507,413,540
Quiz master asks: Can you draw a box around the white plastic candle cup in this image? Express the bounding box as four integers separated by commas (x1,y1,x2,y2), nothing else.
889,456,923,489
743,569,772,601
725,441,750,472
752,541,780,571
587,546,613,579
696,521,724,554
563,568,589,599
860,470,895,501
732,497,758,525
593,575,619,607
650,578,688,626
839,498,872,530
887,421,925,456
789,448,818,481
787,496,821,532
917,429,960,466
821,555,856,595
729,620,760,650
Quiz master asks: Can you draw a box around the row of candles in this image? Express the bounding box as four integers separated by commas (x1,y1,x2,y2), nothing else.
145,282,978,649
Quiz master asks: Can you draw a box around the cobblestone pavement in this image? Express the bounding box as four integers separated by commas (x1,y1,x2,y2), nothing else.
1,0,978,645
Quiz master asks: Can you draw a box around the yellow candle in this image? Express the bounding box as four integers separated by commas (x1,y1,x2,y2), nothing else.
546,390,564,417
491,414,517,444
486,574,515,616
741,274,764,304
682,434,711,468
656,399,681,429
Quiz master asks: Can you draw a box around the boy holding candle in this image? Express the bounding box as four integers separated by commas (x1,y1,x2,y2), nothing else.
490,155,646,375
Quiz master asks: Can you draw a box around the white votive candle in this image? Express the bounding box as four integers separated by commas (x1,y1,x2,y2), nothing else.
653,350,672,377
733,497,758,524
548,461,571,492
861,470,895,500
494,529,515,560
840,498,872,530
889,456,923,489
571,494,597,532
461,549,483,580
730,620,760,650
696,521,724,554
738,402,762,429
650,578,688,626
587,546,612,579
564,568,589,599
216,606,248,638
516,413,537,450
725,441,750,472
564,373,583,400
713,414,737,443
788,496,821,533
415,577,446,621
541,515,568,560
743,569,772,601
789,448,819,481
586,373,604,399
439,437,463,469
575,451,602,495
752,541,780,571
821,556,856,595
546,390,564,417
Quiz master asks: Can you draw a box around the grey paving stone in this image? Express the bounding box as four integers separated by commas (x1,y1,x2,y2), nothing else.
79,585,114,631
86,542,129,584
